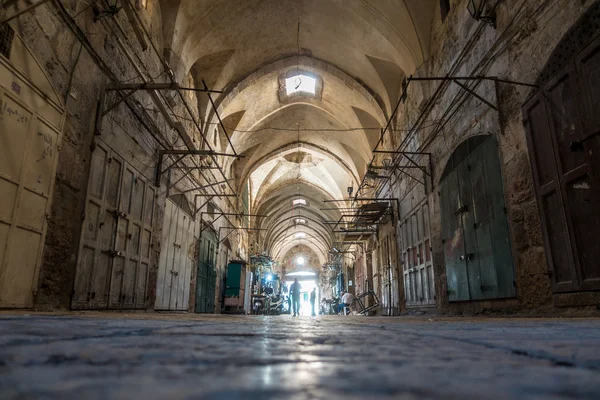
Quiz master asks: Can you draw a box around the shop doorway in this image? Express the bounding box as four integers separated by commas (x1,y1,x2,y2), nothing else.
522,4,600,293
0,27,65,308
439,135,516,301
285,272,319,316
196,229,217,313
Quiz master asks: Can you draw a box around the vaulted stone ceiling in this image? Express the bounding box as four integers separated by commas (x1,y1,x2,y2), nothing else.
159,0,437,264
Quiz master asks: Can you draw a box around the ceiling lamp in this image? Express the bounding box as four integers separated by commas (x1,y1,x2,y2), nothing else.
467,0,496,28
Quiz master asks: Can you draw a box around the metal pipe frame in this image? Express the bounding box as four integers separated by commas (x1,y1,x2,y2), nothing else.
218,227,267,245
1,0,50,24
179,180,230,195
105,82,223,93
200,212,267,235
353,78,412,202
99,8,242,215
372,75,537,197
202,79,237,157
51,0,249,249
155,149,242,186
407,75,538,88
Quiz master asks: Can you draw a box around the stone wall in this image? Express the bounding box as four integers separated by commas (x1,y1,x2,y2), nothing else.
8,0,243,310
278,244,321,274
371,0,599,315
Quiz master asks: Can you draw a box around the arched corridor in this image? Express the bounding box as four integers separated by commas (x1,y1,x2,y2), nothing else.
0,0,600,398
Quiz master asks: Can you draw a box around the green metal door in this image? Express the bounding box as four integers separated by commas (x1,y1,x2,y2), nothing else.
195,229,217,313
440,136,516,301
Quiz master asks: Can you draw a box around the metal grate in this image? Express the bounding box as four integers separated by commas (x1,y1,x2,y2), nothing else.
0,24,15,59
535,1,600,87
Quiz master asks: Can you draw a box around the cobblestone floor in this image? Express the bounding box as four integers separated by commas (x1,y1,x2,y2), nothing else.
0,313,599,399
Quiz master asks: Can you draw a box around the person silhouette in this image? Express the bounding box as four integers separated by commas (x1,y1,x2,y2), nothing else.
290,278,301,317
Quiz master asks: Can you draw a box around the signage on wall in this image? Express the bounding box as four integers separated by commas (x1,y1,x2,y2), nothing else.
349,280,353,286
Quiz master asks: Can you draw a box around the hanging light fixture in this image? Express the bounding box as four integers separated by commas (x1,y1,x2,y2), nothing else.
467,0,496,28
94,0,122,22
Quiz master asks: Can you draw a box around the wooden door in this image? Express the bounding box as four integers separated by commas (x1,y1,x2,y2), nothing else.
0,89,61,307
169,208,194,311
378,224,399,315
195,229,216,313
402,201,435,307
72,140,154,309
574,36,600,290
523,35,600,292
155,198,195,311
441,136,516,301
155,199,176,310
0,27,65,308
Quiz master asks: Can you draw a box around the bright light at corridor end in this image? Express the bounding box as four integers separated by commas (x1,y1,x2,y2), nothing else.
296,256,305,265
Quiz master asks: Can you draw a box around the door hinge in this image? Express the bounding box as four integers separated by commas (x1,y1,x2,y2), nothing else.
455,205,469,215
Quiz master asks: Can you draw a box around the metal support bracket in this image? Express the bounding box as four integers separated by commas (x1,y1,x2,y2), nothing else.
373,150,433,189
1,0,50,24
155,150,242,186
202,79,237,156
200,212,267,235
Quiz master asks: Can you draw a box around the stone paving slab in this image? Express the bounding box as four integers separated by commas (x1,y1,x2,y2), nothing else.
0,314,599,399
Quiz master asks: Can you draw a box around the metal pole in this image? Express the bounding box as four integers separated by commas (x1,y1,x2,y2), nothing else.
1,0,51,24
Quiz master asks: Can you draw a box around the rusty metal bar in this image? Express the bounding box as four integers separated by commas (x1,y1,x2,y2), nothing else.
167,165,194,191
199,213,224,235
159,149,239,157
155,150,241,186
161,154,187,176
452,79,498,111
408,75,538,88
105,82,223,93
0,0,51,23
400,152,431,177
374,150,432,155
202,79,237,156
179,180,229,194
194,193,237,197
102,89,137,116
370,166,423,170
354,78,412,202
193,195,214,218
